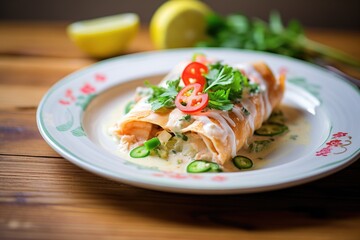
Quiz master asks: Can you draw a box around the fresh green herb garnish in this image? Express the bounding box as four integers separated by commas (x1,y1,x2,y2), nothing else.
208,89,233,111
180,114,192,122
204,63,259,111
145,78,181,112
241,107,250,116
197,12,360,69
145,60,260,112
205,64,242,92
175,132,188,141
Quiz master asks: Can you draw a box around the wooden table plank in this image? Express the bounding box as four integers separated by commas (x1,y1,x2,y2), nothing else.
0,154,359,240
0,56,94,86
0,110,58,157
0,22,87,58
306,29,360,59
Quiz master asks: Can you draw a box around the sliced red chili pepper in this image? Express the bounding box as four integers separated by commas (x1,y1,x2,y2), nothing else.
181,62,208,90
175,83,209,114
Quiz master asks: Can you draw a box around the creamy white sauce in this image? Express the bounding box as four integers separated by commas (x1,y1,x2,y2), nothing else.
231,105,245,121
241,98,256,133
197,111,237,157
165,108,186,133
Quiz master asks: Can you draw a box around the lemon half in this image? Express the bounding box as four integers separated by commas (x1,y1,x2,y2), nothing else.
67,13,139,58
150,0,212,49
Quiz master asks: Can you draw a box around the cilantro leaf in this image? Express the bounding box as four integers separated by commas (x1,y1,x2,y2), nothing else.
203,62,262,111
205,65,238,92
208,89,233,111
146,78,181,111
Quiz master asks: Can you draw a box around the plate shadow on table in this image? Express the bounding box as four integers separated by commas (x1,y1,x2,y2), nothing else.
68,158,360,231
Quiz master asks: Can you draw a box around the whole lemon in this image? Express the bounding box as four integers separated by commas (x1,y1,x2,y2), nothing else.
150,0,212,49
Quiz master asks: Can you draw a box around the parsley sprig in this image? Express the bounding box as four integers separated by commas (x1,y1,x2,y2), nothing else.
145,78,181,111
205,63,258,111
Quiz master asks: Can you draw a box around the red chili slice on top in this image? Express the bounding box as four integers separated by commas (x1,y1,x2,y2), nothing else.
175,83,209,114
181,62,208,90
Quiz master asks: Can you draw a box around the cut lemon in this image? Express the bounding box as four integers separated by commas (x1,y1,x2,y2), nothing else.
67,13,139,58
150,0,212,49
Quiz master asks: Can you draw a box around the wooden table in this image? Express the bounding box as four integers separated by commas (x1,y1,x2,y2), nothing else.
0,22,359,240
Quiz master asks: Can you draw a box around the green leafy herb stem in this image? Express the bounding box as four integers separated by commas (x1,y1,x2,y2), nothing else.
197,12,360,69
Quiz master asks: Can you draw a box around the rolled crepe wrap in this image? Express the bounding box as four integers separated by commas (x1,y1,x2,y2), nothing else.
112,61,285,165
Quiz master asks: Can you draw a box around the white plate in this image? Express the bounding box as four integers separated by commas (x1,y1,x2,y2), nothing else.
37,49,360,194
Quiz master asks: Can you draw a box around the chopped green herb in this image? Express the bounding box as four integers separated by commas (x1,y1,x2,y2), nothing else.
241,107,250,116
180,114,192,122
175,132,188,141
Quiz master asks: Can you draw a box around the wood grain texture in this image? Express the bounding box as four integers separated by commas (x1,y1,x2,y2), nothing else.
0,21,359,240
0,154,359,240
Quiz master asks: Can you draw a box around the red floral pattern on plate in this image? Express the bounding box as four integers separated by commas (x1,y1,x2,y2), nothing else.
80,83,96,95
95,73,107,82
58,73,106,106
316,132,352,157
152,171,227,182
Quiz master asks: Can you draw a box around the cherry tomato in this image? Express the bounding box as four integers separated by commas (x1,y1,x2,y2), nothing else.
181,62,208,90
175,83,209,113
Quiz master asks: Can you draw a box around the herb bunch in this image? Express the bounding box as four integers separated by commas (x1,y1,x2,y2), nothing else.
196,12,360,69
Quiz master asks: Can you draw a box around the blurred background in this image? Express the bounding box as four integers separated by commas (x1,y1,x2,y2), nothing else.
1,0,359,29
